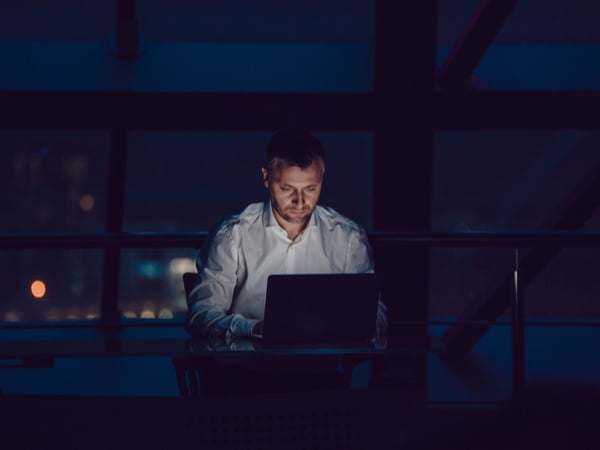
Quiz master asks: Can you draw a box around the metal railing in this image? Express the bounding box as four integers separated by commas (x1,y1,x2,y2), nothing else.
4,230,600,248
3,230,600,401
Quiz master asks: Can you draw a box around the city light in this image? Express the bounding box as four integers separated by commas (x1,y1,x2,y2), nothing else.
123,311,137,319
158,308,174,319
138,261,162,279
169,257,195,275
140,310,156,319
45,309,60,320
79,193,95,212
30,280,46,299
4,311,21,322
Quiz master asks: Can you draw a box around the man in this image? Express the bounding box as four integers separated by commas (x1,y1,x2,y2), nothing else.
186,129,387,339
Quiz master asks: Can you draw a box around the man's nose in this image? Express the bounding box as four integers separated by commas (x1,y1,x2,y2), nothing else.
292,192,305,205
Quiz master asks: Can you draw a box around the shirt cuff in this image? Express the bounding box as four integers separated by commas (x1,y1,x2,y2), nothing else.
231,316,260,338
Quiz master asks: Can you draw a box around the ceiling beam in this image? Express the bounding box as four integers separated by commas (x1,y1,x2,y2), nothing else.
0,91,374,131
2,90,600,130
435,91,600,129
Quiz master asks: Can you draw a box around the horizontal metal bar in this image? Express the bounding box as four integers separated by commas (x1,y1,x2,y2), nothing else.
371,231,600,246
2,90,600,131
428,319,600,328
3,318,600,331
0,319,184,329
0,357,54,369
0,232,208,249
401,319,600,328
4,231,600,248
422,400,503,408
435,91,600,130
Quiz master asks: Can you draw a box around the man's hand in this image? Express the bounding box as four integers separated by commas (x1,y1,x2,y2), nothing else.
252,321,264,337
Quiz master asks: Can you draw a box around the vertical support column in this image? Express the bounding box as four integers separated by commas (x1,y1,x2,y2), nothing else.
374,0,438,335
512,248,525,403
101,129,128,326
115,0,140,59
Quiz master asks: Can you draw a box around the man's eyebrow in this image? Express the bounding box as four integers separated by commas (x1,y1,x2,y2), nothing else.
279,183,319,188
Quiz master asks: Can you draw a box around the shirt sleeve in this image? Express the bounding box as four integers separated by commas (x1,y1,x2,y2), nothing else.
343,227,374,274
344,227,388,335
185,227,259,339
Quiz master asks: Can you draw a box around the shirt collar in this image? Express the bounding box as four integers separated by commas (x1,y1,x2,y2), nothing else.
263,200,277,228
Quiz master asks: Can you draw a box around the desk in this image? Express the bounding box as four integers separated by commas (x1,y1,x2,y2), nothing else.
0,326,441,389
0,322,442,356
0,327,441,449
0,328,440,394
0,328,442,360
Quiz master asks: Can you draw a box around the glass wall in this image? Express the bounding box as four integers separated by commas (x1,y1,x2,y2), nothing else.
0,130,373,322
432,130,600,319
0,131,109,321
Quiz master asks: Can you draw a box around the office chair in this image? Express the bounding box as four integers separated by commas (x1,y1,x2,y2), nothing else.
172,354,227,399
182,271,197,299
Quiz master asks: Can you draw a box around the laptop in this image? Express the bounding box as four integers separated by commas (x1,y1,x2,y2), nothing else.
261,273,380,345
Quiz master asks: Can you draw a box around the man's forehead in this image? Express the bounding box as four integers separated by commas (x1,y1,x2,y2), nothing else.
271,163,323,184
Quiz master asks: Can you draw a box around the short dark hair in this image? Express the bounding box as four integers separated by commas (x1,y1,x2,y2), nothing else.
266,129,325,172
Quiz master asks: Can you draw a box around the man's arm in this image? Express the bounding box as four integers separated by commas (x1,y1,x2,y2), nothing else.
185,228,259,338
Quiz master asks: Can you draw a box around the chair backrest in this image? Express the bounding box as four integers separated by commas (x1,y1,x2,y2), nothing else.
182,272,198,299
175,273,200,399
172,355,203,399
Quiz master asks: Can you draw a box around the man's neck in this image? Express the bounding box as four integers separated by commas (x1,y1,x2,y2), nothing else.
284,225,305,241
272,209,309,241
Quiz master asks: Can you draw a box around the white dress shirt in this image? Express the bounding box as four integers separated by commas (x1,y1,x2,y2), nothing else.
186,201,387,338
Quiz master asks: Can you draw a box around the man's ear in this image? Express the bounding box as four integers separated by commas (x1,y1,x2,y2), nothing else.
261,167,269,188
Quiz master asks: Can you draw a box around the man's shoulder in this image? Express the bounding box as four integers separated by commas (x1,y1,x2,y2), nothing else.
314,205,366,235
215,202,265,234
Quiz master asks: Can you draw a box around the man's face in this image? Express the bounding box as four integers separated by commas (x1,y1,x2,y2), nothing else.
262,160,324,226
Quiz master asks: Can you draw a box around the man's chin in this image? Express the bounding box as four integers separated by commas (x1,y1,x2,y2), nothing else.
283,212,310,224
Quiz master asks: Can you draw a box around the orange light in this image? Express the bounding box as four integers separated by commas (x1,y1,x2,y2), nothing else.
79,194,95,212
31,280,46,299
